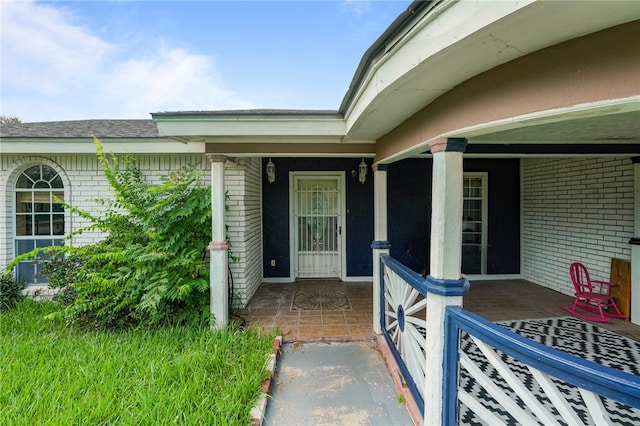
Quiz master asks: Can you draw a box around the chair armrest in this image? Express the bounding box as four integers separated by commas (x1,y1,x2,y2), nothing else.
592,280,616,293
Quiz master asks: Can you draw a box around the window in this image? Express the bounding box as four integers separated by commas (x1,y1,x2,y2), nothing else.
462,174,487,275
14,165,65,284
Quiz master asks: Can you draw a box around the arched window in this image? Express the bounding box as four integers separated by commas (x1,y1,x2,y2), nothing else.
14,165,65,284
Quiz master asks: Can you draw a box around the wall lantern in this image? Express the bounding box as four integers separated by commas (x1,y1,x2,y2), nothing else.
266,158,276,183
358,158,368,184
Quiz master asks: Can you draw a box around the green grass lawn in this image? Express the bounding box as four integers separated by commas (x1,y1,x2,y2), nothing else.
1,299,275,425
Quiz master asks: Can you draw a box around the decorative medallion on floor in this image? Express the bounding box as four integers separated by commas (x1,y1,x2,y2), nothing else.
291,291,351,311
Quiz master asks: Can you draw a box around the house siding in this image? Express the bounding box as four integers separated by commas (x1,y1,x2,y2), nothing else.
521,157,634,296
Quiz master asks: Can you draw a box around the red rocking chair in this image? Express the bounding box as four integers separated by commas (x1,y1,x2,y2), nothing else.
561,262,627,322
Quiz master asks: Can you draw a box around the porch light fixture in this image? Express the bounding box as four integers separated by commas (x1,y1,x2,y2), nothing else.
266,158,276,183
358,158,368,184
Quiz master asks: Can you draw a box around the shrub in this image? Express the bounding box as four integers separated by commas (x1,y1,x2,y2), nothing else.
11,138,213,329
0,271,26,312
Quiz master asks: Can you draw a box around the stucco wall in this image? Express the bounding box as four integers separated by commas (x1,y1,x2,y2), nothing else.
521,157,634,296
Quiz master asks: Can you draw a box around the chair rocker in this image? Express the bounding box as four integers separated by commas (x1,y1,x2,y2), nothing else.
561,262,626,323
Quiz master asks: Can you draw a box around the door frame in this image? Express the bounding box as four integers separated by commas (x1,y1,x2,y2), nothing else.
289,171,346,281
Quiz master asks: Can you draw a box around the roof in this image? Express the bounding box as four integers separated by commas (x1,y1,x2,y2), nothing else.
0,119,159,138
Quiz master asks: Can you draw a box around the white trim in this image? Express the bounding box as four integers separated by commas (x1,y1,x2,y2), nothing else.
456,96,640,140
464,274,523,281
342,276,373,282
261,277,295,284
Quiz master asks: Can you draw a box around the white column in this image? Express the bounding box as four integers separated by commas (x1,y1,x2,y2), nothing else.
371,164,390,334
631,157,640,325
208,155,229,329
424,137,469,426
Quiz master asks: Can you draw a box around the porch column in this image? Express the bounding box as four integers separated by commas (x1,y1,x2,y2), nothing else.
371,164,390,334
207,154,229,329
424,137,470,426
631,157,640,325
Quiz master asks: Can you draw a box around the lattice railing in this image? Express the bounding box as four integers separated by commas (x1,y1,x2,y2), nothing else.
444,307,640,425
380,254,428,414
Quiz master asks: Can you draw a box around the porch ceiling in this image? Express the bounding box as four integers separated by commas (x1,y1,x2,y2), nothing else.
455,101,640,156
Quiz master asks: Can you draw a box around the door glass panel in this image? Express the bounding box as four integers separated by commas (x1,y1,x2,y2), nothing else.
462,175,485,274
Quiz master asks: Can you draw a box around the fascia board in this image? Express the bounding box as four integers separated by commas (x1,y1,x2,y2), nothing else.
0,138,206,154
155,118,346,138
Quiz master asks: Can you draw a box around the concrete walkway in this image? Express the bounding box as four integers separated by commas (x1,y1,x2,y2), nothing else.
264,340,413,426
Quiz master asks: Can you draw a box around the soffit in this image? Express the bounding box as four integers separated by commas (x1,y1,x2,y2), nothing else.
344,1,640,143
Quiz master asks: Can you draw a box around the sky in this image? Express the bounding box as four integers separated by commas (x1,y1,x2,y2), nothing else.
0,0,411,123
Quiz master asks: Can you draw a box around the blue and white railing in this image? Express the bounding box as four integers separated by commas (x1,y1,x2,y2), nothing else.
444,307,640,425
380,254,428,414
379,254,640,424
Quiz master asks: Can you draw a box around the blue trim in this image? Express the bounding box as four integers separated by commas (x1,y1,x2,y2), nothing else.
397,305,405,332
380,254,429,296
379,255,425,415
371,240,391,250
444,306,640,408
379,256,386,332
425,275,470,296
443,310,461,425
381,328,425,414
375,163,389,171
445,137,468,152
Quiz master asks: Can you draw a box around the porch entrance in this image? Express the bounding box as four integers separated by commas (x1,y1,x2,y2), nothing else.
290,173,345,279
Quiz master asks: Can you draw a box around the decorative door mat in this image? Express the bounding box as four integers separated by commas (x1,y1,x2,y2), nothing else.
459,316,640,425
290,291,351,311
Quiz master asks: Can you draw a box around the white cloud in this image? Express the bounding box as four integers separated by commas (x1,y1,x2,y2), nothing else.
100,47,255,117
0,1,254,121
339,0,372,17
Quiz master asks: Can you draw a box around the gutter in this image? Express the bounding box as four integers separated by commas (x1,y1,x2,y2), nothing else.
338,0,436,114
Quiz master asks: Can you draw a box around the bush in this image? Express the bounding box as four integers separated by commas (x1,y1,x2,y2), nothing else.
0,271,26,312
10,138,213,329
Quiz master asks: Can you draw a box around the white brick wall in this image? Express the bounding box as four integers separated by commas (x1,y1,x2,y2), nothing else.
522,157,634,296
1,153,211,270
225,157,264,307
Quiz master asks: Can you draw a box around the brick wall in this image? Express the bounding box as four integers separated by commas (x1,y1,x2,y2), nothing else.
225,158,264,307
521,157,634,296
1,153,210,270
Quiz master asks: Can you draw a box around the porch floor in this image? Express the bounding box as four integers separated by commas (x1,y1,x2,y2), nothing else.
237,279,640,342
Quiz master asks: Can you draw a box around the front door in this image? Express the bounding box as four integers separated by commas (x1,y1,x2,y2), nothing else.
290,173,344,279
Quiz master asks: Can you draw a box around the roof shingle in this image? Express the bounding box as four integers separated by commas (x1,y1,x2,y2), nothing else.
0,119,159,138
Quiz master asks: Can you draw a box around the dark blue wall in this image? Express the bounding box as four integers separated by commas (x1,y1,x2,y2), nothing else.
262,157,520,279
388,159,432,275
262,158,374,278
387,158,520,275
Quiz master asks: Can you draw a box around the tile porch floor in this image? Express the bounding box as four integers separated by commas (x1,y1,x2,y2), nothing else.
237,279,640,343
